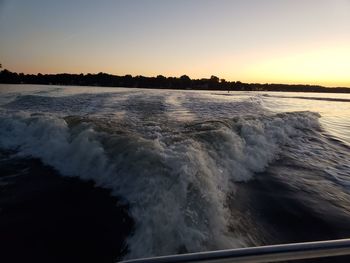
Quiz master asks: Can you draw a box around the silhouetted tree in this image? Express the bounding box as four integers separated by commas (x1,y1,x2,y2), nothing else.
179,75,192,89
180,75,190,81
208,75,220,89
0,69,349,93
210,75,219,82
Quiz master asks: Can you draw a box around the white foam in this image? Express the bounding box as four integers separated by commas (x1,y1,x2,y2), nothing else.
0,110,321,259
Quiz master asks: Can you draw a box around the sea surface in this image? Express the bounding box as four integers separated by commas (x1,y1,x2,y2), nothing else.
1,84,350,262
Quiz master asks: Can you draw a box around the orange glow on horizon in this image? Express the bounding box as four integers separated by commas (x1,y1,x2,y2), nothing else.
4,42,349,88
240,45,350,87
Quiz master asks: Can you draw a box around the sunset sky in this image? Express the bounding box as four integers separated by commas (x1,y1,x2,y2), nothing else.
0,0,349,87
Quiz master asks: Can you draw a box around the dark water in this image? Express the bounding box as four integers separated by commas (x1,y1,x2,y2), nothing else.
0,150,132,262
1,84,350,262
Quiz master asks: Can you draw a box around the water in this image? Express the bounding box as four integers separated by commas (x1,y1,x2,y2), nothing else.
1,84,350,261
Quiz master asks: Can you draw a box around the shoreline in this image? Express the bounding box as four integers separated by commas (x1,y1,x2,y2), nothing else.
1,69,349,93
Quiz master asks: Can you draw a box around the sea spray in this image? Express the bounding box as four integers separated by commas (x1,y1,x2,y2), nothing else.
0,110,321,258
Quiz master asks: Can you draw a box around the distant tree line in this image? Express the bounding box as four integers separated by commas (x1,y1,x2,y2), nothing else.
0,69,349,93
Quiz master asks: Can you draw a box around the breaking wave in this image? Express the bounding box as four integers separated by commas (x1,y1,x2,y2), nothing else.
0,108,322,259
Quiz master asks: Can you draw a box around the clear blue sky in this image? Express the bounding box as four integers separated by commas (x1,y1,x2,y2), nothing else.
0,0,349,86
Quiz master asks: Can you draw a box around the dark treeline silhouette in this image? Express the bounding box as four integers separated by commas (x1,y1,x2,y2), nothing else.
1,69,349,93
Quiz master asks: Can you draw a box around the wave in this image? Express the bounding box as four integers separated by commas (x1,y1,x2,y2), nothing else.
0,110,321,259
3,94,114,115
262,94,350,102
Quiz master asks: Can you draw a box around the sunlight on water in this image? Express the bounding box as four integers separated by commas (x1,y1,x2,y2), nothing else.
258,92,350,145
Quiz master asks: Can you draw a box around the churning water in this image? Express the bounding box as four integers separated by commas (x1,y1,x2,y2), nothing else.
1,84,350,260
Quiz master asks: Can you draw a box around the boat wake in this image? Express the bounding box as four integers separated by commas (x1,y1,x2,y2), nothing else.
0,105,326,258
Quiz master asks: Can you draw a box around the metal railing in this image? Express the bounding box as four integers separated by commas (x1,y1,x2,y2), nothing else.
120,238,350,263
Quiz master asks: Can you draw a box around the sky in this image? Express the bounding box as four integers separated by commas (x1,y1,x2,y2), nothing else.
0,0,349,87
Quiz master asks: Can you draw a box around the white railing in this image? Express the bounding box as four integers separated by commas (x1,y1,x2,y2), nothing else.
121,238,350,263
